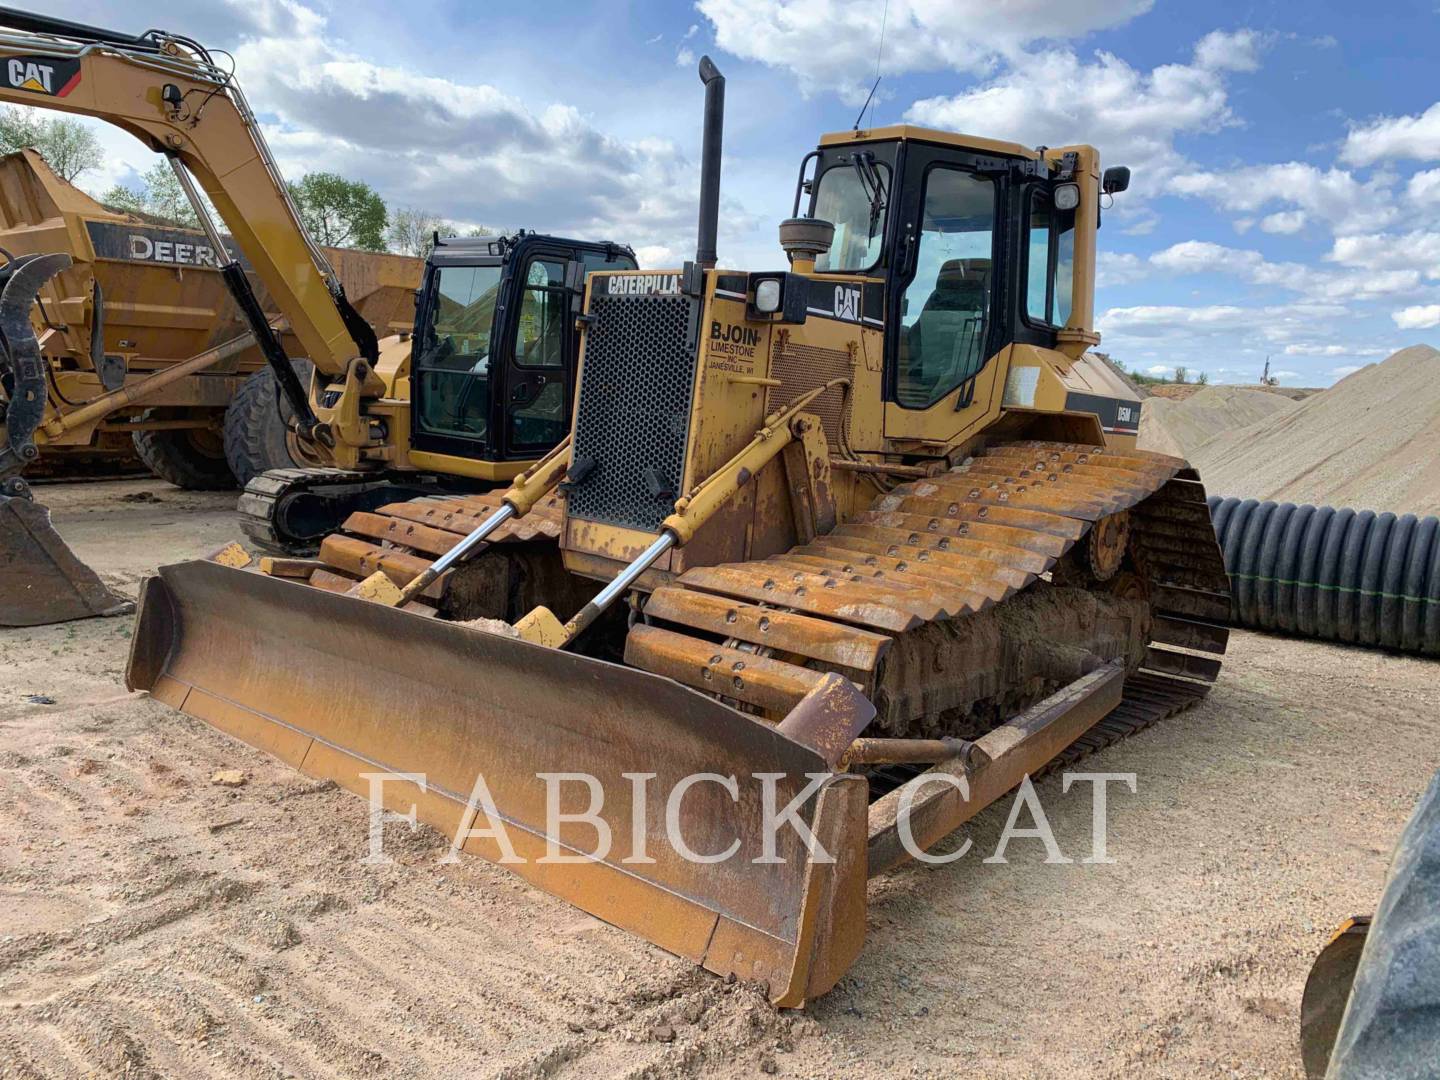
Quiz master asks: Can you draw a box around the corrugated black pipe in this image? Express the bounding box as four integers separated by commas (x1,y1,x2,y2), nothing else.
1209,496,1440,655
695,56,724,270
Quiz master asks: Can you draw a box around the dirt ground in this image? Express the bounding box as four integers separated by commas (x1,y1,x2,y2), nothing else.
2,478,1437,1079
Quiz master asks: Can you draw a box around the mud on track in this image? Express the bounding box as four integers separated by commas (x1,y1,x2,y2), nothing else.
1,478,1437,1078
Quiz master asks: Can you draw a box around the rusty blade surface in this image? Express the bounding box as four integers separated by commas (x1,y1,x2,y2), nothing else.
125,560,868,1006
0,495,134,627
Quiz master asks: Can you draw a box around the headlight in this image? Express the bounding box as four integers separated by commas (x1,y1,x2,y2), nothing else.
754,278,783,313
1054,183,1080,211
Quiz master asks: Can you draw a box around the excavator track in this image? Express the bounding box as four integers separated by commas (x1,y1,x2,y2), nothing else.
256,487,569,616
238,467,479,555
628,440,1231,777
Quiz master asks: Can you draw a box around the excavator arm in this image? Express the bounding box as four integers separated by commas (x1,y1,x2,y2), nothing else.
0,7,380,446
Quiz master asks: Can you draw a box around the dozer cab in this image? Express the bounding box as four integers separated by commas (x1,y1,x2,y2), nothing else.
129,57,1233,1006
0,7,630,624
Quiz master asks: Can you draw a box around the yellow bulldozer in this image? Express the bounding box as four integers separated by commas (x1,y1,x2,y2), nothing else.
113,33,1234,1006
0,9,633,625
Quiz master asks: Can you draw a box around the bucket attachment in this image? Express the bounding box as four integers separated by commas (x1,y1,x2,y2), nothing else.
0,483,134,627
0,251,132,627
126,559,872,1006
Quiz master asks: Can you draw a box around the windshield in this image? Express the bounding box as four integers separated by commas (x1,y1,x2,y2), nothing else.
813,160,890,273
415,263,503,441
422,264,504,368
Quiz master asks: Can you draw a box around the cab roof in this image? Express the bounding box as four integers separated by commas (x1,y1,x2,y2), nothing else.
817,124,1042,160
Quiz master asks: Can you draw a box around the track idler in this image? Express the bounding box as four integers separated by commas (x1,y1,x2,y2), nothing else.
0,252,133,627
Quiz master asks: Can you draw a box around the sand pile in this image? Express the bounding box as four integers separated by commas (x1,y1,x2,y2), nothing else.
1138,384,1299,459
1190,345,1440,513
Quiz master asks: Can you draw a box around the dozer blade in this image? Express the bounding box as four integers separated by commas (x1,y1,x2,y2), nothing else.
0,490,134,627
125,559,871,1006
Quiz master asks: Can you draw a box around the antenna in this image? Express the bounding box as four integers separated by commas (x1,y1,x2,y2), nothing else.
853,0,889,130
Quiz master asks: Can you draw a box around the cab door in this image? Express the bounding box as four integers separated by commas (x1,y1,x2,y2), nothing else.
498,245,636,459
882,143,1011,444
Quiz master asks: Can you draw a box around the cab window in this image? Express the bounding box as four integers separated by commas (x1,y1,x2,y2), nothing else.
1026,190,1052,323
895,168,996,409
1024,188,1076,327
514,259,566,369
508,258,568,449
813,159,890,273
415,264,502,441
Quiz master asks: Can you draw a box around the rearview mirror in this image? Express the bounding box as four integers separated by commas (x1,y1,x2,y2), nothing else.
1102,166,1131,194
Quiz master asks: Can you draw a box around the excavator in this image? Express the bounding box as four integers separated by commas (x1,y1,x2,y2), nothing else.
127,49,1234,1006
0,8,634,625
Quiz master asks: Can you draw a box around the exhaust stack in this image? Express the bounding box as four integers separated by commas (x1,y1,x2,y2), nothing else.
695,56,724,270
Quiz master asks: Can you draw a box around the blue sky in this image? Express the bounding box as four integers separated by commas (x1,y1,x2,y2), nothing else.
41,0,1440,385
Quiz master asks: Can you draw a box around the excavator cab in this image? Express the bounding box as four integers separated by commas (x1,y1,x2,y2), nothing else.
238,233,635,552
409,234,636,463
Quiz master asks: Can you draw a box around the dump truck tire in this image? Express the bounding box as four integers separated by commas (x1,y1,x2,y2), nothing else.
224,360,314,488
132,409,235,490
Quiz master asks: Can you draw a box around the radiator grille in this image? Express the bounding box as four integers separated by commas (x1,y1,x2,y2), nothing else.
765,331,855,449
567,293,700,532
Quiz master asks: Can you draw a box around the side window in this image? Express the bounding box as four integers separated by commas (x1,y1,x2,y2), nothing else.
895,168,995,409
1024,188,1077,327
1026,190,1052,323
514,259,566,369
1054,215,1075,326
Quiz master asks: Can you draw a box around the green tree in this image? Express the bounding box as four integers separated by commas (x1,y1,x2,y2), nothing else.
386,206,455,257
1173,366,1188,384
101,160,199,227
0,105,103,182
1196,371,1210,386
287,172,387,250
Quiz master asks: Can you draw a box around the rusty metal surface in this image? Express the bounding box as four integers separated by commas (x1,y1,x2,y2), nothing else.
775,674,876,767
643,585,891,670
126,559,868,1005
866,662,1126,875
0,493,134,626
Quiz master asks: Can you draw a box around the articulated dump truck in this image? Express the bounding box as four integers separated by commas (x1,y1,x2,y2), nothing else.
127,54,1232,1007
0,148,420,485
0,148,420,626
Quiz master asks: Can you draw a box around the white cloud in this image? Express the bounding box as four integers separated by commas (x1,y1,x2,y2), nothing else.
176,0,746,261
1282,343,1387,357
1192,29,1264,73
1095,250,1146,287
1332,365,1362,376
1145,364,1172,375
904,34,1262,202
1341,101,1440,166
1407,169,1440,207
1170,162,1398,235
696,0,1154,100
1325,232,1440,281
1146,239,1422,301
676,47,696,68
1259,210,1306,234
1393,304,1440,330
1272,370,1301,379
